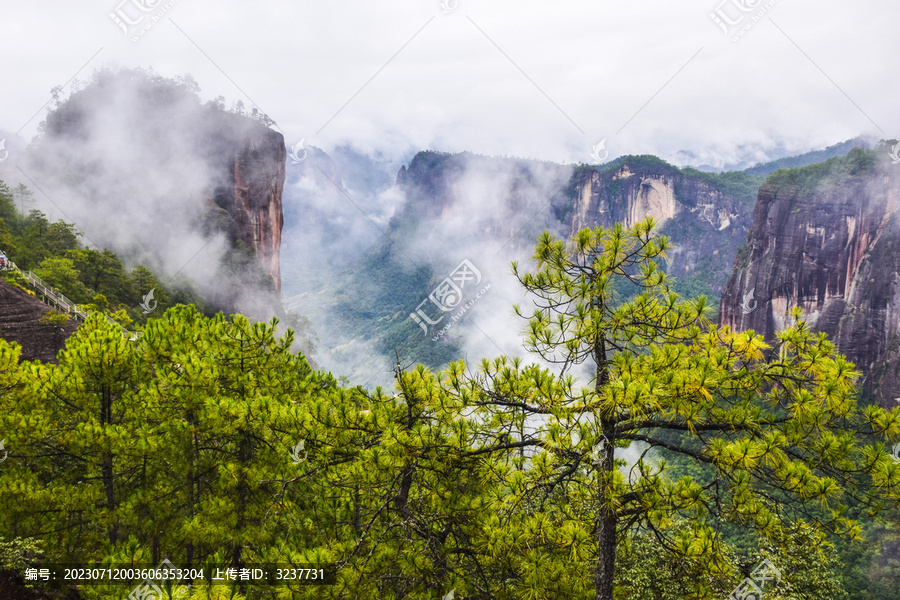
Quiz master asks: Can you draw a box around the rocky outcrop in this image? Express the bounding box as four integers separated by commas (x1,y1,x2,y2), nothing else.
720,147,900,404
207,120,285,292
556,156,756,297
27,69,286,310
565,163,740,233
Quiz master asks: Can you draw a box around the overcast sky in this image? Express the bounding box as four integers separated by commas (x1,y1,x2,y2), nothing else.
1,0,897,168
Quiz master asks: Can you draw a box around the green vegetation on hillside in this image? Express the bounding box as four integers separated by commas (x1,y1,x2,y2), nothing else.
766,145,884,194
0,180,196,327
681,167,765,206
1,219,899,599
601,153,677,176
327,241,463,374
744,137,872,178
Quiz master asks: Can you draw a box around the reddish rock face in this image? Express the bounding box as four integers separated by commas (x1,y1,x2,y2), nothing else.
216,126,286,292
720,149,900,405
29,69,287,309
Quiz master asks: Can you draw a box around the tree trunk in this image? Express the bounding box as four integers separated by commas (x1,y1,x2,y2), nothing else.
594,334,615,599
595,513,617,599
232,427,251,569
594,429,617,600
102,451,117,544
186,410,198,568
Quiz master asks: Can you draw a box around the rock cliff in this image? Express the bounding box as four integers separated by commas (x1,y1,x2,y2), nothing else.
27,69,285,308
205,115,285,292
563,161,742,232
720,146,900,404
554,156,758,298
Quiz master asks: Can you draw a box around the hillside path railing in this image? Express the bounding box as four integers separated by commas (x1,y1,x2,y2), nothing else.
4,259,138,339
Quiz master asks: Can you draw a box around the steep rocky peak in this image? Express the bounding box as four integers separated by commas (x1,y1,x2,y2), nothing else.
213,125,285,292
29,69,286,308
719,146,900,404
567,157,736,235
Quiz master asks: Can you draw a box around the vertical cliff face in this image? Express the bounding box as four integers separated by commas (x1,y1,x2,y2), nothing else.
720,147,900,404
209,123,285,292
28,69,287,314
557,157,756,297
569,165,681,232
235,131,285,292
566,163,740,234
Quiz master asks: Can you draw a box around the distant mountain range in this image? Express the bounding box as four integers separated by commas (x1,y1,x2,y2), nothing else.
741,136,874,177
280,136,900,399
677,135,874,175
5,72,891,398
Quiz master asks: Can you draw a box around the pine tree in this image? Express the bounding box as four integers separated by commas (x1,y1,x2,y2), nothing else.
441,219,900,599
138,306,316,570
0,313,143,556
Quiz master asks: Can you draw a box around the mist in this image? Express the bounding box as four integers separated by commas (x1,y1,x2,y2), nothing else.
6,68,286,322
279,144,594,389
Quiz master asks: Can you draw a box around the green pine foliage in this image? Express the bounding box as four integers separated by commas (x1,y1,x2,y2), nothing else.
1,218,900,598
